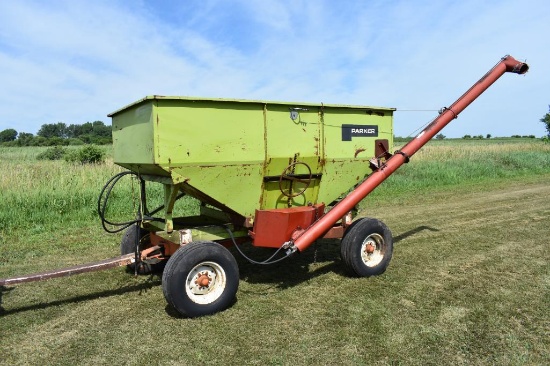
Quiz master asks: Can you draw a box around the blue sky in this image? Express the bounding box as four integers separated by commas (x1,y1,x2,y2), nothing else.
0,0,548,138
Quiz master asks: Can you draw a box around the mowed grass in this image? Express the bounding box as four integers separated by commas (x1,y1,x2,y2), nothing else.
0,140,549,365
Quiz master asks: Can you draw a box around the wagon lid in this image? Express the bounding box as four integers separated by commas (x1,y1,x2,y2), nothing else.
108,95,396,117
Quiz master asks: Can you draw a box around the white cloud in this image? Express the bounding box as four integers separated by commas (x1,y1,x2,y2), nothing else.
0,0,548,137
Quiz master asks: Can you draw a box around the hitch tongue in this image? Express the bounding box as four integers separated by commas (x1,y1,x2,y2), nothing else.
0,254,136,287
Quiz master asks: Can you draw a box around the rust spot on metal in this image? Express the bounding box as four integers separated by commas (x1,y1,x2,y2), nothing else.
365,109,385,117
140,245,162,261
375,139,391,159
354,148,366,158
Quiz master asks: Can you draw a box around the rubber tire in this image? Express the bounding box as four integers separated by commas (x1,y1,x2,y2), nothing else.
340,218,393,277
162,241,239,318
120,224,165,275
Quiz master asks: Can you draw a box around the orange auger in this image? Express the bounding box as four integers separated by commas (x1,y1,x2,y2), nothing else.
290,55,529,253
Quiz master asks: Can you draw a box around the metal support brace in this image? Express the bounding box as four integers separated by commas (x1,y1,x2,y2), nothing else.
164,183,184,233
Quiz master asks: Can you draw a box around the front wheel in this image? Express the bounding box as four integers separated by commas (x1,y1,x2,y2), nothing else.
340,218,393,277
162,241,239,317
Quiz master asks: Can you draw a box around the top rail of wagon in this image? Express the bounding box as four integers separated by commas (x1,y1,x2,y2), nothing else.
107,95,396,117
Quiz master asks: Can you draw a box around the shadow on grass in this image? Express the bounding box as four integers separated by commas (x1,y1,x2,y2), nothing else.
164,297,239,319
234,239,344,291
1,226,438,316
0,285,13,314
394,225,439,243
0,276,161,317
235,225,439,290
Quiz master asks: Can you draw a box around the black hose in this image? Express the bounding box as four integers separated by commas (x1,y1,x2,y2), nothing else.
222,226,292,265
97,172,140,233
97,171,163,234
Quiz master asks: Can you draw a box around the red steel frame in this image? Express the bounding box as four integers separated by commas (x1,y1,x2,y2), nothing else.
290,55,529,253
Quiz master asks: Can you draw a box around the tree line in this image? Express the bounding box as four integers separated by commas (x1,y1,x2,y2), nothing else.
3,108,549,147
0,121,112,146
395,134,538,142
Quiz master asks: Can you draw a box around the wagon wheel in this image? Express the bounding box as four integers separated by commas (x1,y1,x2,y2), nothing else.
162,241,239,317
278,161,313,198
120,224,166,275
340,218,393,277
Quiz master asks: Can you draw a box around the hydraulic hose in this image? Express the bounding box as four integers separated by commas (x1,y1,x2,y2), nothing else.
97,171,164,234
223,226,292,265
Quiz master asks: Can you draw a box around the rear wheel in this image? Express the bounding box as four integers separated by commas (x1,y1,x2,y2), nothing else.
121,224,165,274
340,218,393,277
162,241,239,317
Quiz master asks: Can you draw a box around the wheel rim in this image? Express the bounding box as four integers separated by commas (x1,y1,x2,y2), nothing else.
185,261,227,305
360,233,385,267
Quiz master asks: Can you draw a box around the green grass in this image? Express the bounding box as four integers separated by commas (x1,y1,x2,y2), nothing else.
0,140,549,365
362,139,550,204
0,146,198,238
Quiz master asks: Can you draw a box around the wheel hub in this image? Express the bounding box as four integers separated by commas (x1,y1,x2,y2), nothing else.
360,234,385,267
365,243,375,254
185,262,227,304
195,272,211,288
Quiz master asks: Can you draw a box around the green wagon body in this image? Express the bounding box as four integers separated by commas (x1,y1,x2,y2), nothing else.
109,96,394,220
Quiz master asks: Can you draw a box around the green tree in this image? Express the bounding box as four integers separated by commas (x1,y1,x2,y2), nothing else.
37,122,67,138
92,121,111,137
17,132,34,146
66,121,111,143
32,136,49,146
79,122,94,135
435,133,445,140
0,128,17,142
47,137,66,146
66,123,83,138
540,110,550,138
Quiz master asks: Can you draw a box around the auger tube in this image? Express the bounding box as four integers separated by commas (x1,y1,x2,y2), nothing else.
292,55,529,252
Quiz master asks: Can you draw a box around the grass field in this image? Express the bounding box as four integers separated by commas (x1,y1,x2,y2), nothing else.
0,140,549,365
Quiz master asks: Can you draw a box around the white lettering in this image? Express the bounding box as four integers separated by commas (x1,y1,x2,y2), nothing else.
351,128,375,134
